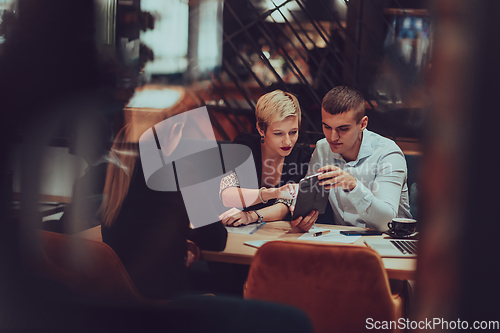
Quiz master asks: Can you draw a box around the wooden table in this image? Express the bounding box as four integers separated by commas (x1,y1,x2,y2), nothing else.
201,222,417,281
75,223,417,281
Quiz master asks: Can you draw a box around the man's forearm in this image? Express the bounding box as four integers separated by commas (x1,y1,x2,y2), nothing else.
346,181,398,231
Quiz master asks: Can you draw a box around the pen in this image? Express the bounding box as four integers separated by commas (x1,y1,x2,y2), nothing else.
250,222,266,235
313,230,331,237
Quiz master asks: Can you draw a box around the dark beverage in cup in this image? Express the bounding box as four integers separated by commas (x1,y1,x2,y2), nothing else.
387,218,417,236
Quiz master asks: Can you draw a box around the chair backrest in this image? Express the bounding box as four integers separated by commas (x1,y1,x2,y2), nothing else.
37,230,165,306
244,241,403,333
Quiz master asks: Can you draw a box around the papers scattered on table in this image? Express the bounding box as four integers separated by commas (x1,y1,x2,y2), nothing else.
298,229,361,244
226,225,260,234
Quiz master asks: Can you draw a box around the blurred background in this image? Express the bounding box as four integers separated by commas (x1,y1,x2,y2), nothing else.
1,0,428,199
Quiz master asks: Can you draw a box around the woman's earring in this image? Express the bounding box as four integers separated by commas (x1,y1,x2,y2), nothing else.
260,136,265,144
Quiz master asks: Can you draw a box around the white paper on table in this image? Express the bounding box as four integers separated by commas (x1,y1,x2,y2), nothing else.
298,230,361,244
306,225,329,233
226,225,260,234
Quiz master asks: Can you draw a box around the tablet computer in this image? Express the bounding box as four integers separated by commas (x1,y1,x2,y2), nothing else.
291,172,330,219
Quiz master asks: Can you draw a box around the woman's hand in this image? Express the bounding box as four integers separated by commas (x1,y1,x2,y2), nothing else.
218,207,242,221
219,208,257,227
290,210,318,232
275,183,299,200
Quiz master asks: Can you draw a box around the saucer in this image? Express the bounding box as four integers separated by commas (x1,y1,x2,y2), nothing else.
384,230,419,239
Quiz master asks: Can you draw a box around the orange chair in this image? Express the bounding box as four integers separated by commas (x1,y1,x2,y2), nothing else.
35,230,164,306
244,241,403,333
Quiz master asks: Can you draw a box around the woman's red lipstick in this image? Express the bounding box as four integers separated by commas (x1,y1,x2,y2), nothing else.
281,146,291,151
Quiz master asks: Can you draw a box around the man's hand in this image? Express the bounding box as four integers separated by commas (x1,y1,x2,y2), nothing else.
219,207,256,227
318,165,357,192
290,210,318,232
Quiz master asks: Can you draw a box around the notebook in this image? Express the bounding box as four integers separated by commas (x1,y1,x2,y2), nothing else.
364,238,418,258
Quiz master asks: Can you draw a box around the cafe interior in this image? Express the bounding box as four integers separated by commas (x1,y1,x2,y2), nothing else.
1,0,500,332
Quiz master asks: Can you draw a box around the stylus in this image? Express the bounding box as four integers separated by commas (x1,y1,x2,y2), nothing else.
250,222,266,235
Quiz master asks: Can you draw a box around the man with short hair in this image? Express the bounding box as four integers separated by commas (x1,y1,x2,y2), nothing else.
293,86,412,231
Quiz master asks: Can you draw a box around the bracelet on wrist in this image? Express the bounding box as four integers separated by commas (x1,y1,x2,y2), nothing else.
258,187,268,204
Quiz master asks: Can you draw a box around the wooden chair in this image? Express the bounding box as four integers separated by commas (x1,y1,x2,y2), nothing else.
244,241,403,333
35,230,164,306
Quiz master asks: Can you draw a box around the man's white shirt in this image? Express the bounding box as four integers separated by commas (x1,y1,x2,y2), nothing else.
307,130,412,231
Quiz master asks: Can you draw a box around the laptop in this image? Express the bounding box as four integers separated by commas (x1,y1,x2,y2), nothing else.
364,238,418,258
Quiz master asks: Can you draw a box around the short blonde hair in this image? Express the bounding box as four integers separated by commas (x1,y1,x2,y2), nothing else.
256,90,301,133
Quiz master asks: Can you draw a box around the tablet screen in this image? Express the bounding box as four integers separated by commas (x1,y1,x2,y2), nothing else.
291,172,330,219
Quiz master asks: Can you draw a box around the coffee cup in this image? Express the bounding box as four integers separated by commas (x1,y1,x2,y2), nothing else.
387,218,417,237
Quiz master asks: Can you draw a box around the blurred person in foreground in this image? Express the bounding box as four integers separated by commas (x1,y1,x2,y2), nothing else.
99,120,227,300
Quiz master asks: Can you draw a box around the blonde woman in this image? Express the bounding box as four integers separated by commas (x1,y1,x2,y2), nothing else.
219,90,316,230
